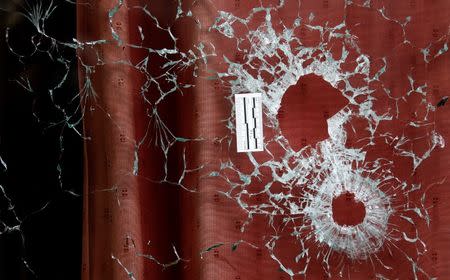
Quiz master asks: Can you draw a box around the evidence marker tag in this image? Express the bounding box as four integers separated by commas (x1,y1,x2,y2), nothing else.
234,93,264,153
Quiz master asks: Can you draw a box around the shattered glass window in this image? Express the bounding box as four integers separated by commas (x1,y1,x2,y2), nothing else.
1,0,450,279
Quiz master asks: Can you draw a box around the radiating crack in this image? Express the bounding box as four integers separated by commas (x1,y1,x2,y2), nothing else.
2,0,449,279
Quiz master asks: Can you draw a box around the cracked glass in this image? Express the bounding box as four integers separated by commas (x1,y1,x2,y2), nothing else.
1,0,450,279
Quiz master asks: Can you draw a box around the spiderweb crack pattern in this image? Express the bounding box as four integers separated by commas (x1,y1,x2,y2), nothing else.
2,0,449,279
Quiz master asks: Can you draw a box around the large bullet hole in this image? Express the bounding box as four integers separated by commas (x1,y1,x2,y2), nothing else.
278,74,347,150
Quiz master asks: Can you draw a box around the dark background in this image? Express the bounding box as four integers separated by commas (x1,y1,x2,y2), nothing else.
0,1,82,279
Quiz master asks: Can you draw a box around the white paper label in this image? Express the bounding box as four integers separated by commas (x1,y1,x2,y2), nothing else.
235,93,264,153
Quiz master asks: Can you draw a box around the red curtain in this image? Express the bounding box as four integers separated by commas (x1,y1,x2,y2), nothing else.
77,1,450,279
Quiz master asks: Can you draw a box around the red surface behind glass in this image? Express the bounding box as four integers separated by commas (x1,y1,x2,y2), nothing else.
78,0,450,279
